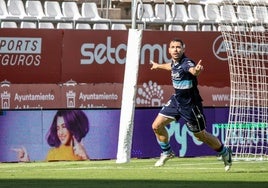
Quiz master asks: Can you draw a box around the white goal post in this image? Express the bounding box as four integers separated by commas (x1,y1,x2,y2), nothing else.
218,0,268,160
116,0,143,164
116,29,143,163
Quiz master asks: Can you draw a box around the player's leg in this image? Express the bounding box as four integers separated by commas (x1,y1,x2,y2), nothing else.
152,96,178,167
183,104,232,171
194,130,232,172
152,114,175,167
152,114,173,143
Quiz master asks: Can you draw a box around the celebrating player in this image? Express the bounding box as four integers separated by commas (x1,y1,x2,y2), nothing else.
150,38,232,171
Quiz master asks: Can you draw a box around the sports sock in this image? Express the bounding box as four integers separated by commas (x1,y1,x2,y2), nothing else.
158,141,172,154
218,146,228,156
215,144,224,152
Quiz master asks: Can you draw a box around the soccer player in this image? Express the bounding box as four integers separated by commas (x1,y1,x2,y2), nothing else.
150,38,232,171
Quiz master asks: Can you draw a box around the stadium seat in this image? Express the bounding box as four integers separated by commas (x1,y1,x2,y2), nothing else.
111,23,127,30
219,5,237,23
1,21,17,28
7,0,33,19
185,24,198,31
253,6,268,24
76,23,91,30
234,25,248,32
62,1,83,20
137,3,161,22
93,23,109,30
167,0,184,2
232,0,251,3
201,24,217,31
251,25,265,32
153,0,170,3
171,4,189,23
44,1,64,19
188,4,205,22
81,2,108,21
0,0,10,18
138,0,152,2
249,0,268,5
20,21,37,28
218,25,232,32
237,5,255,23
154,3,173,21
38,22,54,29
185,0,205,3
168,24,184,31
56,22,73,29
25,0,51,19
204,4,221,23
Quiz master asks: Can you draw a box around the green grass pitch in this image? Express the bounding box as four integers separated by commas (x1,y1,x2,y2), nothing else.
0,157,268,188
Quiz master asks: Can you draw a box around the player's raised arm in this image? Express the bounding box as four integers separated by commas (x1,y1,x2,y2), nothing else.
150,60,172,71
189,60,204,76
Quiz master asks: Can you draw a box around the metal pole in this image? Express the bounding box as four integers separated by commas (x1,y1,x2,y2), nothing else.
131,0,138,29
106,0,109,19
100,0,103,17
164,0,167,30
132,0,144,29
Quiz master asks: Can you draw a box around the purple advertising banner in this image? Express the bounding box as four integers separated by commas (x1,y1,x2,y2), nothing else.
0,108,229,162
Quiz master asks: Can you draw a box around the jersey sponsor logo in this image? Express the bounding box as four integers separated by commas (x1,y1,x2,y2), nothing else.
171,72,180,79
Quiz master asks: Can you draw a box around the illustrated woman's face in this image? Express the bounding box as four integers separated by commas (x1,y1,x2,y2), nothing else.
56,116,71,145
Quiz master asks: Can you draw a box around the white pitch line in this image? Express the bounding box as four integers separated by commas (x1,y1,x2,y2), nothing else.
1,160,267,172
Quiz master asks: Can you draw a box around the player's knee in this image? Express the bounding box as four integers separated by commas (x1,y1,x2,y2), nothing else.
152,122,165,134
152,122,160,133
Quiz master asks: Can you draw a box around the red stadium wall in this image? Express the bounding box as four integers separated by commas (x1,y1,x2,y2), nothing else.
0,29,230,109
0,29,63,83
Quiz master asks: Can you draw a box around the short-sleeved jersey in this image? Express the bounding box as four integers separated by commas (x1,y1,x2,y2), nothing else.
171,54,203,105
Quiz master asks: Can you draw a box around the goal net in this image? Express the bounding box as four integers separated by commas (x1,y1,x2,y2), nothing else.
218,0,268,160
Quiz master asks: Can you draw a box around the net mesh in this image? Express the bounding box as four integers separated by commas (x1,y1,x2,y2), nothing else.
218,0,268,160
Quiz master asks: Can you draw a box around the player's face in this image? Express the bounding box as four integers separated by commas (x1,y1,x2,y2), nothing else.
168,41,185,61
56,116,72,145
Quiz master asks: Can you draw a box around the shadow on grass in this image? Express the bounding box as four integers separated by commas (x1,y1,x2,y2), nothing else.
0,179,267,188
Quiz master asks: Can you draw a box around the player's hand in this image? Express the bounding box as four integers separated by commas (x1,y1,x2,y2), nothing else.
194,60,204,76
72,136,89,160
150,60,158,70
11,146,30,162
195,60,204,71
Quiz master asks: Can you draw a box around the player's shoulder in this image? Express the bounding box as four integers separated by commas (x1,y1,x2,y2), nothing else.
181,56,195,67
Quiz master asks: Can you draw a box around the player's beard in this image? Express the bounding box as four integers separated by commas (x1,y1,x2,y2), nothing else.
172,52,183,61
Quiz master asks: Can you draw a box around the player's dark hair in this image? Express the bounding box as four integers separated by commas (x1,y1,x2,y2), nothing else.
171,38,185,48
